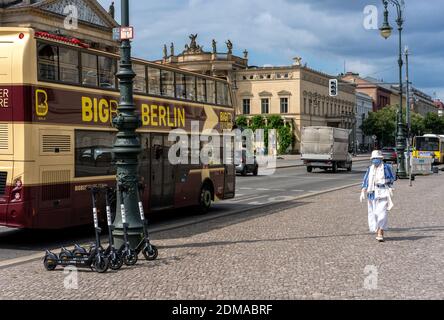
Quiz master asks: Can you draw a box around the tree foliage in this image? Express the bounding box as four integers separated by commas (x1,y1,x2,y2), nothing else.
362,105,444,147
234,115,294,154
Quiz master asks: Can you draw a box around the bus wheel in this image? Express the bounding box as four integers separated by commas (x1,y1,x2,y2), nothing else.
198,184,212,214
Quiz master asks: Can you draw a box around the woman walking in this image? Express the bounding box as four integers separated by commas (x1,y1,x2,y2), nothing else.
360,150,396,242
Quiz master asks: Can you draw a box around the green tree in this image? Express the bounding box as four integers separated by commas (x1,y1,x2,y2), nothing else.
423,112,444,134
362,105,397,147
266,115,284,129
249,115,265,131
410,113,425,137
278,124,294,154
235,115,248,129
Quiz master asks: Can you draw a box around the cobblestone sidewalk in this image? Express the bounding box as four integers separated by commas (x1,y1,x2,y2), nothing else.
1,173,443,300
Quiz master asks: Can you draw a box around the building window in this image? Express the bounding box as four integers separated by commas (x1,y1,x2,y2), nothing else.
280,97,288,113
243,99,251,115
304,98,307,114
309,99,313,114
261,98,269,114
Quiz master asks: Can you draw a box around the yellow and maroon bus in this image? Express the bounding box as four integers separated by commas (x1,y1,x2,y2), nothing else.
0,27,235,229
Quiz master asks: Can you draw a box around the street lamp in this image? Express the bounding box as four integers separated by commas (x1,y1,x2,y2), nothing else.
379,0,408,179
112,0,143,247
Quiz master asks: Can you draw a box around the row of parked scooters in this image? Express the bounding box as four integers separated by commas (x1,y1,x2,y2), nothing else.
43,184,158,273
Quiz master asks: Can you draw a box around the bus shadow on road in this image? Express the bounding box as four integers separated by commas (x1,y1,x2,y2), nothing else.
152,200,313,241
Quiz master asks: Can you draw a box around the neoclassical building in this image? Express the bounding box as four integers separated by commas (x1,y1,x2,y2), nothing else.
234,59,357,153
0,0,119,53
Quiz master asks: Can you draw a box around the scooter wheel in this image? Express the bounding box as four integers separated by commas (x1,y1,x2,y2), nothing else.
109,253,124,271
44,257,57,271
123,250,138,266
142,245,158,261
59,252,72,262
73,248,87,258
94,255,109,273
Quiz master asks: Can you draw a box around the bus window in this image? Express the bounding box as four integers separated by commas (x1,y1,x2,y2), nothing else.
416,137,439,151
206,79,216,104
161,69,175,97
133,63,147,93
81,53,98,86
75,130,116,178
38,43,59,81
216,81,229,106
196,77,206,102
98,56,116,89
186,75,196,101
59,47,79,84
148,67,161,95
175,73,186,100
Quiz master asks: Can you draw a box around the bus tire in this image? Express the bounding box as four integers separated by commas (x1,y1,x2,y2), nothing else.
307,166,313,173
332,162,338,173
197,183,213,214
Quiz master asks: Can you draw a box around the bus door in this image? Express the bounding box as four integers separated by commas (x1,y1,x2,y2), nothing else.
150,134,175,210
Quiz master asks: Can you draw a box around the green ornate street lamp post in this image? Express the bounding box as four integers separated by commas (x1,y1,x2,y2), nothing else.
379,0,408,179
112,0,143,247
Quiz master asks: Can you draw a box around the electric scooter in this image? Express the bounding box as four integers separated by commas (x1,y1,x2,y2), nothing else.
43,187,109,273
118,184,138,266
134,183,158,261
103,187,124,270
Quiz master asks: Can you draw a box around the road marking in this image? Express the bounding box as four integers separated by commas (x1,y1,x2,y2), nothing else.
291,190,305,192
226,194,269,204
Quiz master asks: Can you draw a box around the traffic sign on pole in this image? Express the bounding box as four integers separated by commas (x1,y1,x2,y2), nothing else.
112,27,134,41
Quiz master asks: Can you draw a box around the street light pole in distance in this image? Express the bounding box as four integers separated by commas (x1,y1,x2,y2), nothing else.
379,0,408,179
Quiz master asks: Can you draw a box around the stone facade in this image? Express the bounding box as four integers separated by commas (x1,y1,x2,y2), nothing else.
356,92,373,149
235,62,357,153
0,0,119,53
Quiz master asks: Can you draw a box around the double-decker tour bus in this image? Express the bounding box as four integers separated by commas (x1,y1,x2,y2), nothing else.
0,28,235,229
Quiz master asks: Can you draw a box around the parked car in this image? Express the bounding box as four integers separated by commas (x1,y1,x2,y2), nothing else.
235,150,259,176
381,147,398,163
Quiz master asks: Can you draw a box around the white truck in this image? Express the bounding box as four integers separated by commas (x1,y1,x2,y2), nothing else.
301,126,353,173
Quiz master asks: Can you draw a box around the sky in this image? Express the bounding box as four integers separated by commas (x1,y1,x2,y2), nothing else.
98,0,444,101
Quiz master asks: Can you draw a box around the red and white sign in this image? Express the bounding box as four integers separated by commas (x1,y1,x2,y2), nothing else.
120,27,134,40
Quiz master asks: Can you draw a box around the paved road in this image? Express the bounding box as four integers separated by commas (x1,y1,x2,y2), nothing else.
1,169,442,300
0,162,369,263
